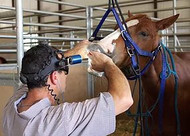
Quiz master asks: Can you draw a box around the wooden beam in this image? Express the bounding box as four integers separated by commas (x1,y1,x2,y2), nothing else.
154,0,158,18
37,0,41,35
58,0,63,37
12,0,15,7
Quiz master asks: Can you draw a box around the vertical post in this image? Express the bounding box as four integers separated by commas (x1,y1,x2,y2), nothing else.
37,0,41,36
58,0,63,37
70,31,74,49
86,6,93,39
12,0,15,7
166,29,169,47
173,0,177,51
153,0,157,18
86,6,94,98
16,0,24,79
12,0,15,31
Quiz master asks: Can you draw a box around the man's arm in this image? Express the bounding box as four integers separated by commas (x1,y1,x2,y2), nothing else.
63,40,133,115
64,40,90,59
88,51,133,115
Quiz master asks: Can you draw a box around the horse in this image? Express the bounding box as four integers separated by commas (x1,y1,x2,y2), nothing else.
89,11,190,136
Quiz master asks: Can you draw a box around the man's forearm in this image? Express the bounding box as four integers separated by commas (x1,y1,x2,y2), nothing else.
63,40,89,58
104,62,133,115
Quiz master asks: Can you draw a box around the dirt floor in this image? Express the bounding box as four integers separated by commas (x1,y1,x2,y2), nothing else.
109,113,140,136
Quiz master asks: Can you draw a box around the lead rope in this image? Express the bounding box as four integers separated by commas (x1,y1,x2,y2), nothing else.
127,43,180,136
161,42,181,136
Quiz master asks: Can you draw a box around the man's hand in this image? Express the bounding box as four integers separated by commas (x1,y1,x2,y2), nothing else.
87,51,113,72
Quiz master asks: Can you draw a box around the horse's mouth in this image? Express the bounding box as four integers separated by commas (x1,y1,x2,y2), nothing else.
87,42,114,58
87,43,136,78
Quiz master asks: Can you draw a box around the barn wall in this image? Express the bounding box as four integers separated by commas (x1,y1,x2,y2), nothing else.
0,86,14,136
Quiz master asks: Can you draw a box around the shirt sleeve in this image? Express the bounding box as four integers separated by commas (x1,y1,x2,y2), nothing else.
45,92,116,136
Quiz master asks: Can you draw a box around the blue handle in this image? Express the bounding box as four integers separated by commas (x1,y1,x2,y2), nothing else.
69,55,82,65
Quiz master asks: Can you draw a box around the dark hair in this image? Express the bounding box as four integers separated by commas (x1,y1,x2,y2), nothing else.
20,44,66,89
0,57,7,64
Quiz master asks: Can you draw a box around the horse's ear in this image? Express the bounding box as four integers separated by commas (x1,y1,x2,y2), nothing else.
128,10,133,18
156,14,179,31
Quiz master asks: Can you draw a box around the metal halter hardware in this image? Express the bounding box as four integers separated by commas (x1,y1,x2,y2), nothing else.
126,47,134,58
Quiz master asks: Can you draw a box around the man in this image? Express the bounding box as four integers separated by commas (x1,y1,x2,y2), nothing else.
3,40,133,136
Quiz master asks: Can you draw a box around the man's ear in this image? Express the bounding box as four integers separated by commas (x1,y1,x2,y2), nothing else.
49,71,58,85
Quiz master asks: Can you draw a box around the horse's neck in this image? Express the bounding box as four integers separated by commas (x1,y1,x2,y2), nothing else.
141,51,163,96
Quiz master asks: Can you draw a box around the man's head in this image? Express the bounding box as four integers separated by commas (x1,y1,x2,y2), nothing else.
20,44,69,90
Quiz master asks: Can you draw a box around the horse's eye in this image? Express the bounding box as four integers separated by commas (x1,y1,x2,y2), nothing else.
140,31,149,37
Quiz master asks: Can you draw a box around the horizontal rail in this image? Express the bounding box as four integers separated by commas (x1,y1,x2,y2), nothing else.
37,0,86,8
24,23,86,30
24,9,86,19
91,0,172,7
0,64,17,68
0,21,87,30
126,6,190,14
0,5,87,19
24,36,83,41
0,49,17,53
91,6,190,19
0,73,17,79
0,35,16,39
0,5,15,10
0,35,84,41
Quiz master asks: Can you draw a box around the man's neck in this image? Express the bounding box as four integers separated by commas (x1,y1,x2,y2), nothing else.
17,87,55,113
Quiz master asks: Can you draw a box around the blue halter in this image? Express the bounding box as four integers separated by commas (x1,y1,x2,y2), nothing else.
90,7,161,80
89,1,180,135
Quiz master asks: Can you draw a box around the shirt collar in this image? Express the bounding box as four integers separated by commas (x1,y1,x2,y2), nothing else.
14,93,51,119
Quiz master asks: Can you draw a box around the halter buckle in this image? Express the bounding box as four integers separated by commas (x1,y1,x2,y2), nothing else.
127,47,134,57
89,36,95,42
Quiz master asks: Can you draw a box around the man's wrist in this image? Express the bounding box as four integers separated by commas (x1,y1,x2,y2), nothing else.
104,61,117,76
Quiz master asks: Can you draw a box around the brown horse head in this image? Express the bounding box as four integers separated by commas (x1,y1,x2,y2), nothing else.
109,12,179,74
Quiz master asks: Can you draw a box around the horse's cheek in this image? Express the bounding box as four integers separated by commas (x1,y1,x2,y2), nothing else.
112,53,126,67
